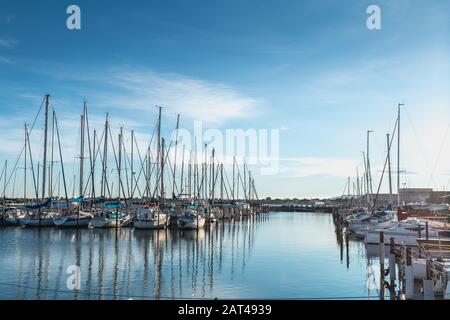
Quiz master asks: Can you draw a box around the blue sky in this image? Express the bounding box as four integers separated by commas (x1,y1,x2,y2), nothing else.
0,0,449,199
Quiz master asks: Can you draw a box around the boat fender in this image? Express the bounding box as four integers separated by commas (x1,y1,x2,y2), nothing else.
433,274,444,295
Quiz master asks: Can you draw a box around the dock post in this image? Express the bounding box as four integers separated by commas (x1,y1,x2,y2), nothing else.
379,231,385,300
405,247,414,299
389,237,396,299
425,221,429,240
423,259,434,300
389,237,396,282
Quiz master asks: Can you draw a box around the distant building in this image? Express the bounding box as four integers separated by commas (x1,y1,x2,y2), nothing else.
399,188,433,204
353,188,449,206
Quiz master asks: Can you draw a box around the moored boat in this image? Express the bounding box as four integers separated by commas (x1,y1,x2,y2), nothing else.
53,211,93,227
178,204,206,230
133,205,168,229
91,211,132,228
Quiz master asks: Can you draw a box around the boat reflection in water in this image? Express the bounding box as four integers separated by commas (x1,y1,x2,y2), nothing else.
1,215,265,300
1,212,392,300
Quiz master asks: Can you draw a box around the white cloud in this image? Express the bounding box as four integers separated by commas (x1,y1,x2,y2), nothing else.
99,70,259,124
278,157,359,178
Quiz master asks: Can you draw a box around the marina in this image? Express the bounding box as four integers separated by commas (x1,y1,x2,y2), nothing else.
1,0,449,306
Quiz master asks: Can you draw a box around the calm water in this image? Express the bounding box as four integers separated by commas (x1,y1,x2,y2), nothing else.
0,212,385,300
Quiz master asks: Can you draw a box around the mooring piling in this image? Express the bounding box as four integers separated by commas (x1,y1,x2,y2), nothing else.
405,247,414,299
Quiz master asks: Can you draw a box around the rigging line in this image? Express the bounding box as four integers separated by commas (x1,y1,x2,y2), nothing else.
26,125,39,200
122,142,144,199
4,97,46,191
404,106,432,182
121,142,131,198
164,152,180,196
371,119,398,216
222,166,234,200
107,125,127,202
54,112,70,207
132,121,158,199
150,126,178,199
427,117,450,188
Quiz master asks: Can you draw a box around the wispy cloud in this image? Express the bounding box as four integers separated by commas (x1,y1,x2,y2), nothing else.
0,14,15,24
95,70,260,124
25,65,262,125
0,56,11,64
0,38,18,49
278,157,359,178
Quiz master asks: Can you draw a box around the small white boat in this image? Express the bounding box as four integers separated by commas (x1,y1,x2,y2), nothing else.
133,205,168,230
91,211,132,228
347,210,393,235
178,205,206,230
22,212,57,227
1,208,26,226
53,212,93,227
365,218,440,246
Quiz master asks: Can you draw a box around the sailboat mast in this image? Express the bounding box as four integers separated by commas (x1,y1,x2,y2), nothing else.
49,111,55,198
188,150,192,199
156,106,162,198
387,133,393,206
243,159,247,200
79,101,86,198
397,103,404,207
362,151,369,206
24,123,27,199
130,130,134,200
101,113,109,197
204,143,208,200
172,114,180,199
220,163,224,200
41,94,50,200
180,144,185,198
92,129,96,204
366,130,373,207
211,148,215,200
160,137,165,200
232,156,236,200
118,127,123,202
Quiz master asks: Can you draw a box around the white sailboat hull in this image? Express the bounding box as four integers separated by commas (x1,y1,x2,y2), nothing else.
53,214,92,227
22,217,55,227
178,217,206,229
91,216,131,228
134,216,168,229
365,229,438,246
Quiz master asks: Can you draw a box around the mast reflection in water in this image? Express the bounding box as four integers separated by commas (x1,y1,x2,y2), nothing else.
0,213,381,299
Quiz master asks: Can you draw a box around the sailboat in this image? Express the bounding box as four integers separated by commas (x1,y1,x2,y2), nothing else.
22,95,58,227
133,106,169,230
91,126,131,228
53,210,93,227
53,102,93,228
91,212,132,228
3,207,26,226
133,204,168,229
364,218,442,246
178,203,206,229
